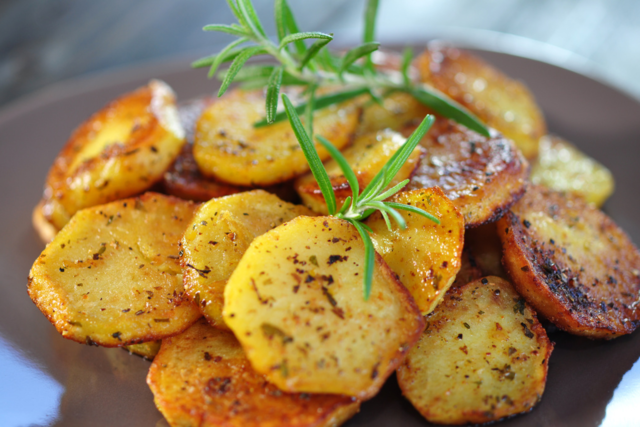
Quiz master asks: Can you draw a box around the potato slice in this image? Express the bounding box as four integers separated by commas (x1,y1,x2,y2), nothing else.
28,193,201,347
181,190,313,330
465,222,509,280
294,130,424,215
397,276,553,425
531,135,614,207
365,188,464,314
357,92,430,136
498,185,640,338
42,80,185,230
416,44,546,159
194,88,361,186
124,341,161,359
406,116,528,227
223,216,424,399
452,249,484,287
33,200,58,243
148,319,360,427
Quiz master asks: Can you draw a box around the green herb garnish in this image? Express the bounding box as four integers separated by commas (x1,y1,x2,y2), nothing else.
194,0,489,137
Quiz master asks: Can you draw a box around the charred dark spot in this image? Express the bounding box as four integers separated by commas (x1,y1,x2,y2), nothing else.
328,255,348,265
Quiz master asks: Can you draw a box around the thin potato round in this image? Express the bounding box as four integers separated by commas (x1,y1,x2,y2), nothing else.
406,116,528,227
417,44,546,159
398,276,553,425
295,130,424,214
223,216,424,399
357,91,430,136
42,80,186,230
366,188,465,314
498,185,640,338
28,193,201,347
181,190,313,330
194,88,361,186
531,135,614,207
147,319,360,427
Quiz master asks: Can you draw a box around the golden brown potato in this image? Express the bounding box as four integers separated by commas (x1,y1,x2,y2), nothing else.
417,44,546,160
124,341,161,359
365,188,465,314
452,249,484,287
498,185,640,338
406,116,528,228
398,276,553,425
181,190,313,330
42,80,186,230
294,130,424,214
193,88,361,186
223,216,424,399
28,193,201,347
531,135,614,207
148,319,360,427
465,223,509,280
357,92,430,136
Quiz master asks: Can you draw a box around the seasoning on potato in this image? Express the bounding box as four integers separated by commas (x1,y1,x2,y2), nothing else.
148,319,360,427
28,192,201,347
181,190,313,330
223,216,425,400
397,276,553,425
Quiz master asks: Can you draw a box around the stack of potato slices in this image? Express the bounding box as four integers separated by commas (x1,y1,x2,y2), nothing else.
28,44,638,427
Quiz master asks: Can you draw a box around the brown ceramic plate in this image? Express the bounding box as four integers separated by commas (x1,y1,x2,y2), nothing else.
1,45,640,426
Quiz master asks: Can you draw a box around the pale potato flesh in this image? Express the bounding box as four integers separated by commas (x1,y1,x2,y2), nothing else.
366,188,465,314
294,130,424,215
531,135,614,207
417,44,546,160
357,92,431,136
498,185,640,338
223,216,424,399
28,193,201,347
147,319,360,427
193,88,361,186
181,190,313,330
398,276,553,425
42,80,186,230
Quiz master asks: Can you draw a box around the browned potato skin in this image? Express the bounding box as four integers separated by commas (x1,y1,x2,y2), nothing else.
498,185,640,338
417,44,546,160
366,188,465,315
28,193,201,347
194,89,361,187
42,80,185,230
406,116,528,228
295,130,424,215
466,222,509,280
398,276,553,425
148,319,360,427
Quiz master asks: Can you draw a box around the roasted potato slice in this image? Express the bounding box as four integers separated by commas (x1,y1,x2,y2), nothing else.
42,80,186,230
124,341,161,359
406,116,528,227
148,319,360,427
223,216,424,399
452,248,484,287
417,44,546,159
531,135,614,207
295,130,424,214
398,276,553,425
365,188,465,314
498,185,640,338
193,88,361,186
181,190,313,330
28,193,201,347
465,222,509,280
33,200,58,243
357,92,430,136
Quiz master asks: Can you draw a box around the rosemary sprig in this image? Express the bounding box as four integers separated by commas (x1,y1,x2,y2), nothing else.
194,0,490,137
282,93,439,300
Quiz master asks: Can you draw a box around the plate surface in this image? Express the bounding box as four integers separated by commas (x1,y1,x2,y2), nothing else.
1,48,640,427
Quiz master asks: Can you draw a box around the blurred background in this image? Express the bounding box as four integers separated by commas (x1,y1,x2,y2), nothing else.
1,0,640,108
